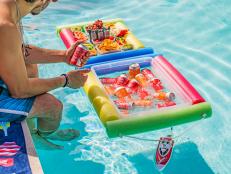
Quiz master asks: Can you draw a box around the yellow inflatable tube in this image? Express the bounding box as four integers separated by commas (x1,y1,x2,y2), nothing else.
114,22,144,49
83,72,120,124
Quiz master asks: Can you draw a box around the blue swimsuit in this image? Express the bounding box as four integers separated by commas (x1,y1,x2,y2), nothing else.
0,80,35,122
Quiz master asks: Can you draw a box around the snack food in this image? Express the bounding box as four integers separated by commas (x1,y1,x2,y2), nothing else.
116,29,129,37
73,31,88,42
71,26,82,32
82,43,97,56
86,20,104,31
97,39,120,54
121,43,133,50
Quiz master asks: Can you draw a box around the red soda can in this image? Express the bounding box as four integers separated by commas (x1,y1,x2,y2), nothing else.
100,78,117,85
135,73,148,87
128,63,141,79
114,86,130,98
114,100,133,110
152,84,164,91
70,44,89,67
134,100,153,107
154,92,175,101
138,88,151,100
127,79,140,93
141,69,155,80
150,78,161,86
116,74,129,86
157,101,176,108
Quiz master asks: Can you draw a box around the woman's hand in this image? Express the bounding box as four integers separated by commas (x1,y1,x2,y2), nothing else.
66,69,90,88
64,41,90,67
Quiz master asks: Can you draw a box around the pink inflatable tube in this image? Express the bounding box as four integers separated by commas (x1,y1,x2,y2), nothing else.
59,28,76,48
152,55,205,105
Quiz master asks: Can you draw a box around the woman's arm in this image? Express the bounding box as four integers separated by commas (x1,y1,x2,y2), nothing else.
24,40,87,65
24,44,66,64
0,24,89,98
0,24,66,98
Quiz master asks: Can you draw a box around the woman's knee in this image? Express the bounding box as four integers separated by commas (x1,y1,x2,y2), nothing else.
29,93,63,121
53,97,63,117
47,95,63,121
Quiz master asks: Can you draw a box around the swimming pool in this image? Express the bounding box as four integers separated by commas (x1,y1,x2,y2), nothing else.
23,0,231,173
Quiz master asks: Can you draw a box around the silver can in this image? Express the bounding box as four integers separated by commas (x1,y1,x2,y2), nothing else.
104,27,110,39
90,30,98,41
97,29,104,41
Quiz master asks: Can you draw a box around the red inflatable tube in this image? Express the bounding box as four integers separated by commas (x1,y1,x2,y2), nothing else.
152,55,205,105
59,28,76,48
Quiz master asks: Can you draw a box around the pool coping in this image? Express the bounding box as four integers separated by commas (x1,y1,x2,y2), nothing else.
21,121,44,174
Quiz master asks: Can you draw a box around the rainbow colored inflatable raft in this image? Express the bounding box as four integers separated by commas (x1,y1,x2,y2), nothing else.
57,19,212,138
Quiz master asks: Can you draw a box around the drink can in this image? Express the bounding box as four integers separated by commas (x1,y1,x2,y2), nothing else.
138,88,151,100
152,84,164,92
166,92,175,101
91,30,98,41
127,79,139,93
114,86,130,98
104,27,110,39
135,73,148,87
100,78,117,85
141,69,155,80
87,30,92,41
116,74,129,86
154,92,175,101
157,101,176,109
114,100,133,110
150,78,161,86
128,63,141,79
134,100,153,107
70,44,89,67
97,29,104,40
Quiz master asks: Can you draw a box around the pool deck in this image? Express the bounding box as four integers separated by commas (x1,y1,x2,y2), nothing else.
21,121,44,174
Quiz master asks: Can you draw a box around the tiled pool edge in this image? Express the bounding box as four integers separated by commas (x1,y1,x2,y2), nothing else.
21,121,44,174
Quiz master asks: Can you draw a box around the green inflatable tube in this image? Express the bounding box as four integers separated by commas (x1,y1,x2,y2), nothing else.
105,102,212,138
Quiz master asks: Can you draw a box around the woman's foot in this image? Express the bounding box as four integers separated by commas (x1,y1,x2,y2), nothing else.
41,129,80,141
32,133,64,150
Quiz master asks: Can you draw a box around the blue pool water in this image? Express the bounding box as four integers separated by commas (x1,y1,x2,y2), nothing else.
23,0,231,173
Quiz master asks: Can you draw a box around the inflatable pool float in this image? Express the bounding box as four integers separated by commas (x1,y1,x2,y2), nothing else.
57,19,212,138
83,56,212,138
57,18,154,67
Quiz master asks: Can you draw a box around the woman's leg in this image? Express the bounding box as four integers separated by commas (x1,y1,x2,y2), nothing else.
28,93,62,133
25,64,79,141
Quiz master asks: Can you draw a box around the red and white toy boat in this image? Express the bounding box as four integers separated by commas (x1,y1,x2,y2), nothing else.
155,136,174,171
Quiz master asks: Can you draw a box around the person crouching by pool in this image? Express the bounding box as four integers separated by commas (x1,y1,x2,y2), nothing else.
0,0,90,149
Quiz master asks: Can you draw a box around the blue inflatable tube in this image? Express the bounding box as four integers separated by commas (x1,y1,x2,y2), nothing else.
83,48,156,69
85,47,154,66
